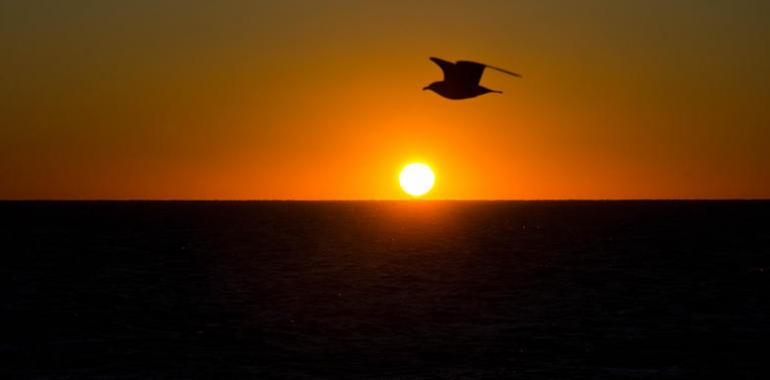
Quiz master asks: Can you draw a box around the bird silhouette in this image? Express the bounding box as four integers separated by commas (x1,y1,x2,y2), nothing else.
423,57,521,100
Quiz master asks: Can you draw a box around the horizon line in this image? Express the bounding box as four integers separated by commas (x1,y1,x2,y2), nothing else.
1,198,769,202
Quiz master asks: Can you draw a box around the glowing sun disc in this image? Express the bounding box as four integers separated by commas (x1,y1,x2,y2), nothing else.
400,163,435,197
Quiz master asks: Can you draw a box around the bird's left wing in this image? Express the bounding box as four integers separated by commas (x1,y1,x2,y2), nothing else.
455,61,488,85
429,57,456,80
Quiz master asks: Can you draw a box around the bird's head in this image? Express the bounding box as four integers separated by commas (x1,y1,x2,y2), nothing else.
422,82,441,92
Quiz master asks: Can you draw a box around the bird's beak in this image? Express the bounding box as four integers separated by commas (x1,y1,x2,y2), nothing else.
422,86,429,91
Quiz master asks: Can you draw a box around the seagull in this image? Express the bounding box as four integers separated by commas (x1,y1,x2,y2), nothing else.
423,57,521,100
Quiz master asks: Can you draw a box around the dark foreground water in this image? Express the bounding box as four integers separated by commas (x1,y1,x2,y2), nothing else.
2,201,769,379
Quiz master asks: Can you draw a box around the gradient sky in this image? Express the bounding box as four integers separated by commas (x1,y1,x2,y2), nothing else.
2,0,769,199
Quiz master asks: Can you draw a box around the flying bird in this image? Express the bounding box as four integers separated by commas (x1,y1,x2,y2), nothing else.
423,57,521,100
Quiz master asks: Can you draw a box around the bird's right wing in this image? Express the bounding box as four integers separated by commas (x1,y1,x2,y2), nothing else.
458,60,522,80
482,63,522,78
429,57,456,80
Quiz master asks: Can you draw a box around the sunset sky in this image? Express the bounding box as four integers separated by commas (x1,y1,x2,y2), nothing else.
2,0,769,199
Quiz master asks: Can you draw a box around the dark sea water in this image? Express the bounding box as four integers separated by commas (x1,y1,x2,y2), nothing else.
2,201,769,379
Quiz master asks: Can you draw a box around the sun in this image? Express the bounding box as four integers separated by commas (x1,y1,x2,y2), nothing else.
399,163,435,197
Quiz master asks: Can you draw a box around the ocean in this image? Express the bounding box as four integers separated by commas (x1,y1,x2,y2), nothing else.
2,201,769,379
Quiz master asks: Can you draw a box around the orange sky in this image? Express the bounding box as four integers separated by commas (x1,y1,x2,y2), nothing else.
2,1,769,199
